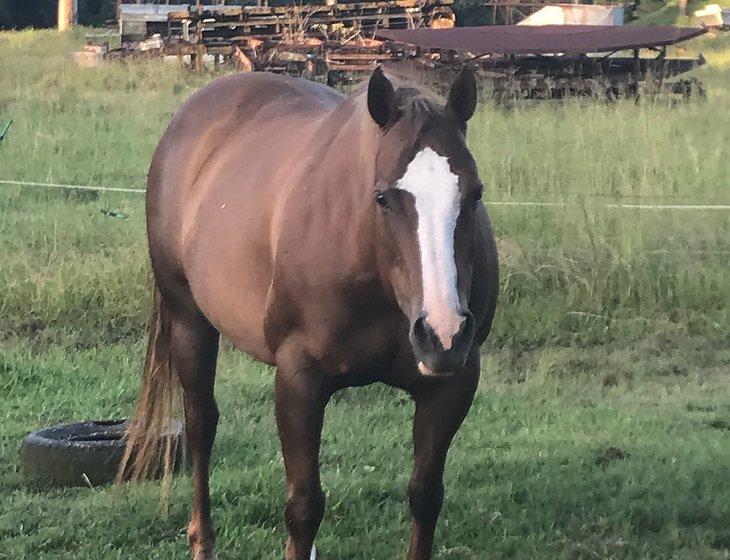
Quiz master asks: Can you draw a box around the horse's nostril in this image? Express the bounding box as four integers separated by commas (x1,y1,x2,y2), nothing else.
413,316,427,337
456,312,476,345
455,313,470,339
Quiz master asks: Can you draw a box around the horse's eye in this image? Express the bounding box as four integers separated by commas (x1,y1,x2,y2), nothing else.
375,190,389,209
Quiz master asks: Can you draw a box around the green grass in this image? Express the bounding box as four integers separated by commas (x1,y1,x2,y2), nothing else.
631,0,730,26
1,28,729,560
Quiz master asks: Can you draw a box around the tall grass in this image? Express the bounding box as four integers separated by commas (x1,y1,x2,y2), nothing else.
468,92,729,346
0,28,728,349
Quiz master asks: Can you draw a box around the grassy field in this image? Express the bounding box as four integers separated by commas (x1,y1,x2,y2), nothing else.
1,29,729,560
632,0,730,26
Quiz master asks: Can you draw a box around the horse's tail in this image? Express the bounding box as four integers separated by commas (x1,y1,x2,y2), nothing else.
116,284,182,486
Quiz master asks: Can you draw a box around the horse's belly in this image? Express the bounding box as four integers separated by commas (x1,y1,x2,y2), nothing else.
182,176,279,364
187,262,274,364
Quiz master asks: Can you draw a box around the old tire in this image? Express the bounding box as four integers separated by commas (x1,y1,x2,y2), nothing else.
20,419,184,488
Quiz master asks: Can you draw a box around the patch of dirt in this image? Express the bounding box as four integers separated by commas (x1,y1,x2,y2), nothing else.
686,403,717,412
602,374,620,387
595,447,630,469
706,419,730,431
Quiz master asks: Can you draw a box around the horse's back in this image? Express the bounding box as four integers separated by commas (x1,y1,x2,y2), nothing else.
148,72,342,226
147,72,344,361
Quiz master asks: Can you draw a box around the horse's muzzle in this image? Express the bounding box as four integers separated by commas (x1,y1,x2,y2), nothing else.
410,311,475,376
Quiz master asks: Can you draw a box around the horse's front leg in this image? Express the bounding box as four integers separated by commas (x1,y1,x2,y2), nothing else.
406,354,479,560
275,352,330,560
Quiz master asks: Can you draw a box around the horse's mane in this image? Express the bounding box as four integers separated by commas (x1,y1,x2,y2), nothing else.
314,72,446,194
349,71,445,124
336,71,444,166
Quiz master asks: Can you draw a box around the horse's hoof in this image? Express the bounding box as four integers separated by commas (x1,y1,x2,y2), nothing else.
310,545,317,560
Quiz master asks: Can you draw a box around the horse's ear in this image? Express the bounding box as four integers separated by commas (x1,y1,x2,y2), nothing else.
447,66,477,124
368,66,396,128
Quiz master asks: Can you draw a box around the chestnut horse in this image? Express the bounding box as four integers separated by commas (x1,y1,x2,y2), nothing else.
121,67,498,560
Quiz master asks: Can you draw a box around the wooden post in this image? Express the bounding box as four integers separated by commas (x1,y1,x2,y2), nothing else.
57,0,77,31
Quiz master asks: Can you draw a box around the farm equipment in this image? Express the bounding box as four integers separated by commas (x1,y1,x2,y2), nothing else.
114,0,453,79
106,2,708,98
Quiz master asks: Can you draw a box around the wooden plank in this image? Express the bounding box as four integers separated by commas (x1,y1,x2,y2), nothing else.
205,45,235,54
326,52,393,60
327,62,378,71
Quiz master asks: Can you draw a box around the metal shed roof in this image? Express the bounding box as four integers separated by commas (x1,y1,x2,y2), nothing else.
119,4,190,22
376,25,706,56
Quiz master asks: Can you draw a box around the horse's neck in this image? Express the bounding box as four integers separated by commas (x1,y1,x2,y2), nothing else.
303,99,382,268
321,96,379,191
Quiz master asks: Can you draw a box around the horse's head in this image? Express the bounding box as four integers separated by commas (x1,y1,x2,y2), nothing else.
367,67,483,377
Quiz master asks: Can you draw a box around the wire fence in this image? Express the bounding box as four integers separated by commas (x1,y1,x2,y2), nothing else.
2,178,730,210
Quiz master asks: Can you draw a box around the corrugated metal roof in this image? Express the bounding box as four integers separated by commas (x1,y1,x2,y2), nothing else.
377,25,706,56
119,4,189,15
119,4,190,22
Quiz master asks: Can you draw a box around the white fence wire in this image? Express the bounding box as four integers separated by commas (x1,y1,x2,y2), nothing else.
2,179,729,210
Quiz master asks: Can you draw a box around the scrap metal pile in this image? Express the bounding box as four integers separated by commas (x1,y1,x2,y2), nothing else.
114,0,454,78
107,2,707,98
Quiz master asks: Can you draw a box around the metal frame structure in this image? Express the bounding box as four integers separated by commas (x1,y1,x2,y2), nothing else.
483,0,553,25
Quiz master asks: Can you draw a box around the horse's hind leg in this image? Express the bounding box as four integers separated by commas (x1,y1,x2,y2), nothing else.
170,310,221,560
406,354,479,560
275,350,330,560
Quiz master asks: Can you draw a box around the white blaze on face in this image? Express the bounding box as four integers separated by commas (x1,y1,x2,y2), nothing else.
397,147,463,350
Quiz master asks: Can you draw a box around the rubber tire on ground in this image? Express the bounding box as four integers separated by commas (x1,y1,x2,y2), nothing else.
20,419,184,488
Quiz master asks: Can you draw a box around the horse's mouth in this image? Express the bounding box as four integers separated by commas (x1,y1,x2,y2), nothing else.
417,361,457,378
